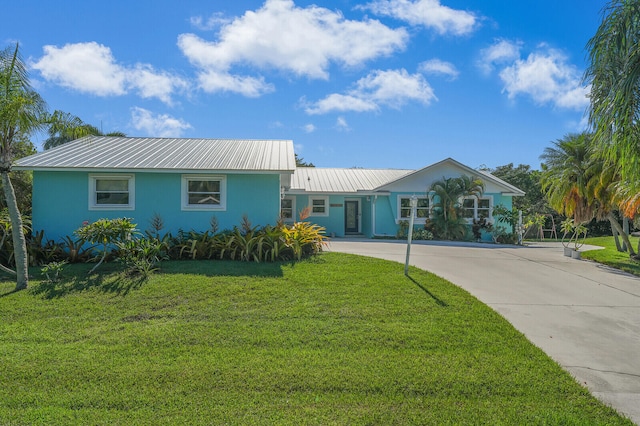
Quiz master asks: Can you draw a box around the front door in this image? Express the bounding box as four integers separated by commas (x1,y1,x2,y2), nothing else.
345,200,359,234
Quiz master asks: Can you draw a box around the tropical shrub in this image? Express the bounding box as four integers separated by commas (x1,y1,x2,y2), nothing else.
58,235,94,263
40,260,68,283
281,220,327,260
425,214,468,241
74,218,137,273
116,237,168,276
471,217,493,241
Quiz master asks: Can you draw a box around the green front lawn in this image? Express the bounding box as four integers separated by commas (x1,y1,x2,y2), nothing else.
0,253,632,425
582,236,640,276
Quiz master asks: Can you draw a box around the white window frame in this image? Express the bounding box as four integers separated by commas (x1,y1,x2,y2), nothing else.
89,174,135,210
396,195,431,224
181,175,227,211
309,196,329,217
281,196,296,222
461,196,493,222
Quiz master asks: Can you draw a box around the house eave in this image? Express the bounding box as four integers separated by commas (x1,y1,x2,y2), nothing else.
16,166,295,175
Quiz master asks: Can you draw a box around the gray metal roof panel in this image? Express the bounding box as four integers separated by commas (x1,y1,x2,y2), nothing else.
291,168,414,192
14,136,296,172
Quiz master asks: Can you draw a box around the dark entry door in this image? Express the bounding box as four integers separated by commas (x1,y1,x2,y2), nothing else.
345,200,359,234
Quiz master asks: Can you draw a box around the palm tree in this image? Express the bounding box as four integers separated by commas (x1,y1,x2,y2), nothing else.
44,110,126,150
0,43,48,289
585,0,640,188
429,175,484,240
540,133,594,222
540,132,635,255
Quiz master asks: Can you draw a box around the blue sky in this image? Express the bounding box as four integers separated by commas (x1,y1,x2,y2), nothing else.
4,0,605,170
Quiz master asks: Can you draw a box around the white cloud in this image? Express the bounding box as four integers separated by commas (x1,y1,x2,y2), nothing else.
31,42,186,104
360,0,477,36
128,65,188,104
197,69,274,97
478,40,588,110
498,47,589,110
178,0,407,96
419,59,459,80
190,13,232,31
130,107,192,137
335,117,350,131
305,69,436,115
303,123,316,133
477,39,522,74
32,42,126,96
304,93,379,115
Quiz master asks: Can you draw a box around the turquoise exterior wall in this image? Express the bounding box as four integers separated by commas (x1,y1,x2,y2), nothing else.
286,194,372,237
370,192,516,241
32,171,281,241
372,195,399,237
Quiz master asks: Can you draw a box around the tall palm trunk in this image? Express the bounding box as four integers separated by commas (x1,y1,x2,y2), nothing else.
607,212,635,256
1,171,28,289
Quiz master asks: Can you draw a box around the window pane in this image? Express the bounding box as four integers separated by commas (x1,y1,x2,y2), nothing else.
312,199,325,206
478,199,490,209
281,199,292,209
96,179,128,191
400,198,411,208
97,192,129,205
417,198,429,208
189,180,220,193
462,199,475,209
189,193,220,205
400,208,411,218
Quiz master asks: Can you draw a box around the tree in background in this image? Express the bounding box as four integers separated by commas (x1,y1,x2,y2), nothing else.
487,163,549,216
585,0,640,212
0,133,35,215
0,43,48,289
294,153,314,167
44,110,125,150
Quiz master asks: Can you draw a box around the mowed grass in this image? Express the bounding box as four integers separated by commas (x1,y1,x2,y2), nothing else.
582,235,640,276
0,253,632,425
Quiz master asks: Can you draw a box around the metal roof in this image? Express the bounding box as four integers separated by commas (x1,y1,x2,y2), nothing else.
14,136,296,172
290,167,413,193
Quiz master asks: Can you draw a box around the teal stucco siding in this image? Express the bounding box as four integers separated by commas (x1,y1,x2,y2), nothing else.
372,195,398,237
32,171,282,241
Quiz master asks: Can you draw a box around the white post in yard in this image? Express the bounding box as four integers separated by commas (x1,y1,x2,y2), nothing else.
404,195,418,276
518,210,523,245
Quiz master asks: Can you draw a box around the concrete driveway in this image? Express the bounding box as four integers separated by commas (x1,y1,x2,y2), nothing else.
328,239,640,424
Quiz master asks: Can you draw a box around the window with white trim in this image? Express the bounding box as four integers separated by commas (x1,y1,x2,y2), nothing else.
309,196,329,217
182,175,226,210
461,197,492,221
281,196,296,221
397,196,430,222
89,174,135,210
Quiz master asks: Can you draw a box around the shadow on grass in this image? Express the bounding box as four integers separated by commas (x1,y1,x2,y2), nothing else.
0,287,21,298
30,269,147,299
156,258,292,277
406,275,448,307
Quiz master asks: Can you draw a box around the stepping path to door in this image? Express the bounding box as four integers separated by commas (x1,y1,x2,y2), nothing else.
328,239,640,424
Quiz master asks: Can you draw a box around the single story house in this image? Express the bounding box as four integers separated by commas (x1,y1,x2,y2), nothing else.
14,136,524,241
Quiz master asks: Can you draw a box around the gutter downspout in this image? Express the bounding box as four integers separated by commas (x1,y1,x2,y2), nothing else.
371,195,387,238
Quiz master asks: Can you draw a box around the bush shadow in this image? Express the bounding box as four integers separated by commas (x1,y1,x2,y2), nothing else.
30,264,147,299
